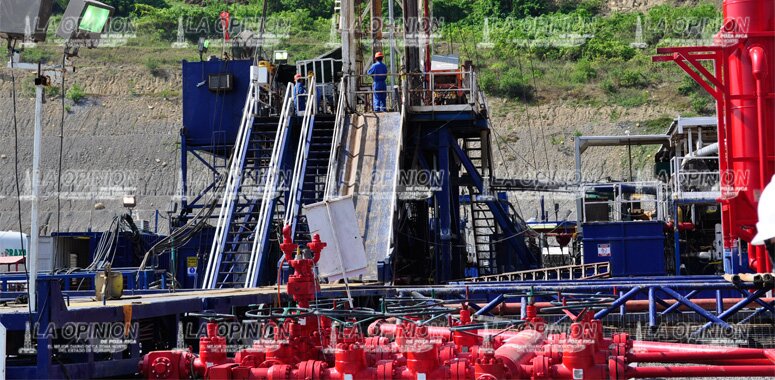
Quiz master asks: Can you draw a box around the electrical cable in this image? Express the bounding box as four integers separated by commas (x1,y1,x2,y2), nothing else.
57,48,66,236
515,57,539,171
527,57,559,217
8,40,35,329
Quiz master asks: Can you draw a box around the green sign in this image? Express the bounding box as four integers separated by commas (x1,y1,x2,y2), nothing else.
4,248,26,257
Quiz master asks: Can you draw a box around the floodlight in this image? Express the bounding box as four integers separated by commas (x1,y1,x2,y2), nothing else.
123,195,137,209
273,50,288,64
0,0,54,42
56,0,114,45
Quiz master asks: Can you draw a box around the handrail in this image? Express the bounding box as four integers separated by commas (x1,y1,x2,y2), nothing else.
669,155,720,198
324,78,348,199
202,78,258,289
467,262,610,282
285,76,318,237
244,83,295,287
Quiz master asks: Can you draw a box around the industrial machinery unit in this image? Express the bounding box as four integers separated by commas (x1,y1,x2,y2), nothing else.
0,0,774,378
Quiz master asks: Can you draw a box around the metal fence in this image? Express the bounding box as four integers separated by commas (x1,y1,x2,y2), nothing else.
580,182,669,223
670,155,720,200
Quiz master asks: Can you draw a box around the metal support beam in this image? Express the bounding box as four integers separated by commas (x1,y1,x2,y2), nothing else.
437,130,452,283
450,136,537,269
659,286,731,330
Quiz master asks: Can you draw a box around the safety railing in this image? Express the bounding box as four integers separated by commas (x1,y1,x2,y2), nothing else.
467,261,610,282
324,78,348,199
350,72,402,113
580,181,668,223
297,58,340,114
285,76,318,237
346,68,484,113
670,155,720,200
296,58,339,85
245,82,295,288
405,69,480,109
202,77,258,289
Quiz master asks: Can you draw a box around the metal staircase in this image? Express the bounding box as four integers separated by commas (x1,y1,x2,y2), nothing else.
471,202,498,275
452,104,539,272
203,82,295,289
285,79,339,246
462,133,500,275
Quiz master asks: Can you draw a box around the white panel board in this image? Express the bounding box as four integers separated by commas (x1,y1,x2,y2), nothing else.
0,322,4,379
37,236,54,272
303,196,368,281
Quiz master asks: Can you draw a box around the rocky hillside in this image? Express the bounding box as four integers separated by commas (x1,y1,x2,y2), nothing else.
0,57,686,234
0,64,184,235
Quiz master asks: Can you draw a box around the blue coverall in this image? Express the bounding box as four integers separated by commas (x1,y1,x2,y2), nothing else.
293,81,306,113
367,61,388,112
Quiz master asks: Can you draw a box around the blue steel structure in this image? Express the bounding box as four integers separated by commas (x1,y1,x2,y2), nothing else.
1,274,773,378
394,96,539,284
179,59,254,218
4,10,775,379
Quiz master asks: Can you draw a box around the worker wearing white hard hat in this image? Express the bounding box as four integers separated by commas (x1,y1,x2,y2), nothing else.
752,174,775,265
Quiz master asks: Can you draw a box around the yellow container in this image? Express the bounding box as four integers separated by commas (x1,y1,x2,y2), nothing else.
95,270,123,301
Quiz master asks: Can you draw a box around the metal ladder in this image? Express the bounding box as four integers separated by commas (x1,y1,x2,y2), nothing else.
202,82,294,289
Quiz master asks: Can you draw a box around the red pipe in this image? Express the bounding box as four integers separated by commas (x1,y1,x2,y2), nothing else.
632,340,769,354
626,364,775,378
492,330,545,376
750,44,772,272
628,350,772,363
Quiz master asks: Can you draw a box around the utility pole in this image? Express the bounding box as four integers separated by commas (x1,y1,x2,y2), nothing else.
387,0,396,90
341,0,356,107
28,68,46,312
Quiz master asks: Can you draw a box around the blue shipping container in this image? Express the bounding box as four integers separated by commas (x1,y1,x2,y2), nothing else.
582,221,666,276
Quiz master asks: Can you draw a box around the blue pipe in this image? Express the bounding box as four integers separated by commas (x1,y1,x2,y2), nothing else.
659,286,730,329
648,287,657,328
659,289,699,316
739,301,775,324
692,287,771,335
594,286,641,319
474,294,504,316
520,296,527,319
736,288,775,315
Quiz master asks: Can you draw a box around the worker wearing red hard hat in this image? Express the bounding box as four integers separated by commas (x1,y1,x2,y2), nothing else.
293,73,306,113
752,174,775,266
367,51,388,112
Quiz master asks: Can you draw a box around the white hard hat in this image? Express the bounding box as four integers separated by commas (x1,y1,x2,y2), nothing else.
752,174,775,245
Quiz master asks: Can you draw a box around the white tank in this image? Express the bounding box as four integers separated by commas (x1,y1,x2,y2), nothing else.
0,231,29,257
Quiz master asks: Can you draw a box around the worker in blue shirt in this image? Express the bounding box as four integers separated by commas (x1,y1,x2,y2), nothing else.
293,73,306,113
367,52,388,112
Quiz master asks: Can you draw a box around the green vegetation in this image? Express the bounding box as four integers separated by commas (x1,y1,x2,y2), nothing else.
66,84,87,104
640,117,674,134
21,48,55,64
437,1,721,111
45,84,61,99
38,1,721,112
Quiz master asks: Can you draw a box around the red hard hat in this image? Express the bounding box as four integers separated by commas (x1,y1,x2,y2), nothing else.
374,52,384,59
294,73,303,81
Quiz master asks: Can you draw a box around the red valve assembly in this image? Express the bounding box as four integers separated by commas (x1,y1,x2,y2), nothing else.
140,228,775,379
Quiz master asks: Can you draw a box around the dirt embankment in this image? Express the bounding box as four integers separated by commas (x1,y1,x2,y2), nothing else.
0,65,185,234
0,59,683,233
487,98,680,220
